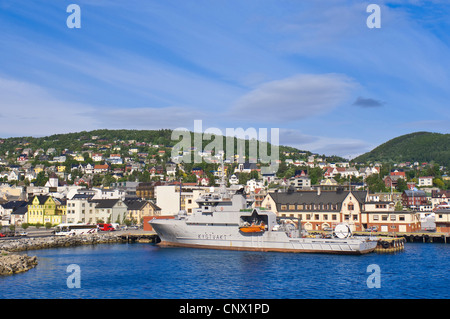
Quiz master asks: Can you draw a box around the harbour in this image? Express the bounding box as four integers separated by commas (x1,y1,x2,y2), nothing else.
0,242,448,299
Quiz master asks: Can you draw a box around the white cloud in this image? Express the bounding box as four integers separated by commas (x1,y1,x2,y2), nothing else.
0,77,98,137
279,128,371,159
87,106,208,130
229,73,357,122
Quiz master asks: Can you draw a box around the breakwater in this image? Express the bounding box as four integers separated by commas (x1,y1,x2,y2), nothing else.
0,233,123,276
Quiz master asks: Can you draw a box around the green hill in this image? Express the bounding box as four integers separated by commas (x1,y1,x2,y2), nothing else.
0,128,321,163
353,132,450,167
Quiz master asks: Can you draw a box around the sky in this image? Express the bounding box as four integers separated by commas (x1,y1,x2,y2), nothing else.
0,0,449,159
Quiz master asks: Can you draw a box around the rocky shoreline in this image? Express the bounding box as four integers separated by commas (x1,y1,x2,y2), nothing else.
0,233,124,276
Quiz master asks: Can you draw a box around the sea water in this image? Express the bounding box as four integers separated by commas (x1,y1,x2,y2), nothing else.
0,243,448,299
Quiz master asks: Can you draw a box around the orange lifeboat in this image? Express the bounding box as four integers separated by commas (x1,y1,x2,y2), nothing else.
239,222,265,233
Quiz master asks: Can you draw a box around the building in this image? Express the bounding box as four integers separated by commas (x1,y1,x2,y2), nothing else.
402,190,428,208
430,190,450,209
125,199,161,224
261,188,421,233
66,194,93,224
362,201,420,232
66,195,127,224
27,195,66,225
155,185,180,216
434,207,450,233
0,201,27,226
261,188,368,232
418,176,433,187
136,182,160,200
91,199,127,224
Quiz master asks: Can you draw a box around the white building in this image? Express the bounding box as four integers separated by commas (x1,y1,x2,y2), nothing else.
156,185,180,216
66,195,128,224
246,179,264,193
418,176,433,187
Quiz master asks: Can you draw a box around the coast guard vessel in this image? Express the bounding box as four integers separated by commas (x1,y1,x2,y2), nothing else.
149,179,377,255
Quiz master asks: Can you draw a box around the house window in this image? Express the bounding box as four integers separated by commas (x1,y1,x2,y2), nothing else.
289,205,296,210
373,215,379,220
314,214,320,220
332,214,337,221
348,203,354,211
382,215,388,221
344,214,349,221
353,215,358,221
298,204,304,210
281,205,287,211
306,214,311,220
399,215,405,221
390,215,396,221
324,214,328,220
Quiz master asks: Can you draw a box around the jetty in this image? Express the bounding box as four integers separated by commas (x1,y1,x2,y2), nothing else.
118,231,160,243
352,231,450,244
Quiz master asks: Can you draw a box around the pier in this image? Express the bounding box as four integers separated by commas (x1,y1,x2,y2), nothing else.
118,231,160,244
353,231,450,244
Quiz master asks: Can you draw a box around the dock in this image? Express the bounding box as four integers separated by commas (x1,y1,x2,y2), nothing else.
118,232,160,244
353,231,450,244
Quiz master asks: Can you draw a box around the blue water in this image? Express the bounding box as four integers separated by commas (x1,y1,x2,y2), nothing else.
0,243,448,299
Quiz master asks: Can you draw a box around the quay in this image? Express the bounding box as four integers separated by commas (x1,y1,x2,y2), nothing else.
118,231,160,244
352,231,450,244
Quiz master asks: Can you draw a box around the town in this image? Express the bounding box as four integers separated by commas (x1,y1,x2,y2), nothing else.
0,131,449,236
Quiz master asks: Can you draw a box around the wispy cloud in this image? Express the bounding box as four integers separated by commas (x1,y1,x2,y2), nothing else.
0,77,98,137
279,128,371,159
229,73,357,122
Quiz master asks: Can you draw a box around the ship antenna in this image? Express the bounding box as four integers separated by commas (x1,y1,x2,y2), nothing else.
219,151,227,194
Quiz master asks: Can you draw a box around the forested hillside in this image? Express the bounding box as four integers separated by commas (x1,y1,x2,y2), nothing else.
354,132,450,167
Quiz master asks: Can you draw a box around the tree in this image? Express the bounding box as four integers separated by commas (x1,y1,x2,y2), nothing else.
365,174,386,193
396,178,408,192
34,171,48,186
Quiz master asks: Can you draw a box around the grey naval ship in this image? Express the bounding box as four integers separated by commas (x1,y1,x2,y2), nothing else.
149,183,378,255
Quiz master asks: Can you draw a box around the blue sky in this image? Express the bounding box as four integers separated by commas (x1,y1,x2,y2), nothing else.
0,0,449,159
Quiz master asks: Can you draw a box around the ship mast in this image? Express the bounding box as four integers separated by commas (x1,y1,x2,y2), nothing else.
218,151,227,196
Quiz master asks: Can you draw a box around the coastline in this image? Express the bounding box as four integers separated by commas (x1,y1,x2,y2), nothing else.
0,233,123,276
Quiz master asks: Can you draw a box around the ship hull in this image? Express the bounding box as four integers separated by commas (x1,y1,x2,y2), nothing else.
150,219,377,255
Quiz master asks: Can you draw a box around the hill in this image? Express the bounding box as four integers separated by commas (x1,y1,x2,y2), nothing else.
0,128,337,163
353,132,450,167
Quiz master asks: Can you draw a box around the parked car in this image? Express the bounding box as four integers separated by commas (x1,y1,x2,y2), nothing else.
0,233,5,238
366,226,378,232
97,223,115,231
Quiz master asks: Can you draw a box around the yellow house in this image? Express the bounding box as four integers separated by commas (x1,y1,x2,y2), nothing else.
27,195,66,225
34,165,45,174
57,165,66,173
74,155,85,162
